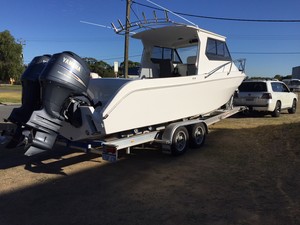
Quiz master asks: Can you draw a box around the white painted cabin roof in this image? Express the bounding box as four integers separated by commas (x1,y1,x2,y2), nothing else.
132,24,226,48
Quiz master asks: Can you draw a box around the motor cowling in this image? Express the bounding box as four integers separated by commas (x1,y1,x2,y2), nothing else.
5,55,51,149
8,54,51,124
23,51,90,156
39,51,90,119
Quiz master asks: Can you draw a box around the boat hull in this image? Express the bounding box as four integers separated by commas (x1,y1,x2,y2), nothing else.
88,73,245,137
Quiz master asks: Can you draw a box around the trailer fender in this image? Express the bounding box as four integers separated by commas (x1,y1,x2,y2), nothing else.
161,120,207,153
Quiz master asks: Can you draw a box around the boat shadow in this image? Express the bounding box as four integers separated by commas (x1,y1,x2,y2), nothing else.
0,143,99,174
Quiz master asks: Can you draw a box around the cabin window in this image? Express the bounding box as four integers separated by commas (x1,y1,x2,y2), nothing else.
206,38,231,61
151,46,172,60
150,45,198,77
151,46,197,63
176,45,198,64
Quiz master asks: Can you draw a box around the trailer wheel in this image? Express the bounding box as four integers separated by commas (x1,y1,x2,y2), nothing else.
189,123,206,148
171,126,189,156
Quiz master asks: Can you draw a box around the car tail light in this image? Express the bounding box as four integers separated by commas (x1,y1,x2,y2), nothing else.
262,93,272,99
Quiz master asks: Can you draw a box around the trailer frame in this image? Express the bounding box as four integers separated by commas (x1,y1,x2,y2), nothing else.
86,106,245,162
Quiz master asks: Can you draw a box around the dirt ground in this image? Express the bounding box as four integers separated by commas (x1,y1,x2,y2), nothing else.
0,107,300,225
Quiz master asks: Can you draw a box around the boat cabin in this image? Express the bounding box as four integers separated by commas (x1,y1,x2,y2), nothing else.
132,24,232,78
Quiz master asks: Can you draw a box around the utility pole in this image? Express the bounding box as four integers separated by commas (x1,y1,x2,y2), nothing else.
123,0,131,78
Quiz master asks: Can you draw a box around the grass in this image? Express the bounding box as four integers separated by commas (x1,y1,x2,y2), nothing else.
0,85,22,90
0,85,22,103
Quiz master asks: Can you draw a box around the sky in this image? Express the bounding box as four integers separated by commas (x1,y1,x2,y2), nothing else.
1,0,300,77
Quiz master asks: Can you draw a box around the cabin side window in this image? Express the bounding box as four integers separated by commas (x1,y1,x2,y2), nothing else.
206,38,231,61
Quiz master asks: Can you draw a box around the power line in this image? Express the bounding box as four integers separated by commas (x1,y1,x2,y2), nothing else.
132,1,300,23
228,34,300,41
100,54,141,61
232,52,300,55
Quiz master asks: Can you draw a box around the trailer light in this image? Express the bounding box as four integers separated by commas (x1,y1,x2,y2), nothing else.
105,147,117,153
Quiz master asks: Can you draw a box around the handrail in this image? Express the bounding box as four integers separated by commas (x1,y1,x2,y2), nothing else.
204,61,232,79
204,58,246,79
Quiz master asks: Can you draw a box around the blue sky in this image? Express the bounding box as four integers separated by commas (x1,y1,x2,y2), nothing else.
1,0,300,77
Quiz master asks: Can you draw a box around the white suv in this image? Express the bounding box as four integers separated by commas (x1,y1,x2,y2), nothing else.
234,80,298,117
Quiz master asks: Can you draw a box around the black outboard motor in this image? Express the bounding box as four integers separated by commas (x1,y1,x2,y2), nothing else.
6,55,51,148
23,51,90,156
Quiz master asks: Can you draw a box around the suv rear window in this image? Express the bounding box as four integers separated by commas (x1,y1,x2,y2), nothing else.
238,82,267,92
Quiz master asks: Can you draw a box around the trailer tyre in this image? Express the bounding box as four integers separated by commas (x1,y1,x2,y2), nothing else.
189,123,206,148
171,126,189,156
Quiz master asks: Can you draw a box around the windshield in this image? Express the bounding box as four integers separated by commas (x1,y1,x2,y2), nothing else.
151,45,198,64
176,45,198,63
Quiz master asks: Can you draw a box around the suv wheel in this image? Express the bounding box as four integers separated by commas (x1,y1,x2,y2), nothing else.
272,101,281,117
288,99,297,114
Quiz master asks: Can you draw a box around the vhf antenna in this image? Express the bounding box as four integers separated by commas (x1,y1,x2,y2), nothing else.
146,0,198,27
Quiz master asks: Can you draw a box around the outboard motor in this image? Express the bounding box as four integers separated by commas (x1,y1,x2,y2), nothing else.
23,51,90,156
6,55,51,148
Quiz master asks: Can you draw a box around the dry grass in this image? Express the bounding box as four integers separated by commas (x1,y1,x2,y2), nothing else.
0,92,21,103
0,85,22,103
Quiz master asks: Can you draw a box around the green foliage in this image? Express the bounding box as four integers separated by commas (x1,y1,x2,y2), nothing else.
83,57,115,77
83,58,141,77
0,30,24,83
120,60,141,69
274,74,282,80
281,75,292,80
274,74,292,81
248,74,293,81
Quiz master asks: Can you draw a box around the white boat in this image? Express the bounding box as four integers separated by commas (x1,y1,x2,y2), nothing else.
59,24,246,141
4,21,246,156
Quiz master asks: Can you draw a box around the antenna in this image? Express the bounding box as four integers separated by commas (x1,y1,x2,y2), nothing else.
80,20,113,29
118,19,125,30
146,0,198,27
80,20,136,34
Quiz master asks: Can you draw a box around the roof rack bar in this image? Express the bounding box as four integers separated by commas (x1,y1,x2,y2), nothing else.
142,12,148,23
111,23,118,32
118,19,124,30
153,11,158,22
165,10,169,22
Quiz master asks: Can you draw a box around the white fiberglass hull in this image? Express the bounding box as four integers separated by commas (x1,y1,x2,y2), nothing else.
60,72,245,141
95,73,244,135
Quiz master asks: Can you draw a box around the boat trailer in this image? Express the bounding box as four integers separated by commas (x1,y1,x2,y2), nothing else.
57,106,245,162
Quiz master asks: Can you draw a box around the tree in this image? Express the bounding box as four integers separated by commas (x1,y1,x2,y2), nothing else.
120,60,140,69
274,74,282,81
0,30,24,83
83,57,115,77
119,60,141,76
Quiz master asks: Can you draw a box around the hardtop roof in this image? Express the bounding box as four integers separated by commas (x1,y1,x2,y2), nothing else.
132,24,226,47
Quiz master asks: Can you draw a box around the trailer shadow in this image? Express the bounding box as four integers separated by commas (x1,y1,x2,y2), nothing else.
0,122,300,225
